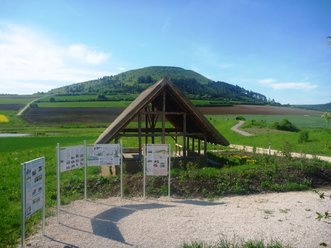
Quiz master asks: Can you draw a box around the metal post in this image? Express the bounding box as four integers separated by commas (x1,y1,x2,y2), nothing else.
56,143,60,224
42,157,45,236
21,162,26,248
168,144,171,198
84,140,87,200
120,141,123,198
143,145,146,199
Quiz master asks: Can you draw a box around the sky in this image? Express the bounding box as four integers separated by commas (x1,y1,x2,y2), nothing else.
0,0,330,104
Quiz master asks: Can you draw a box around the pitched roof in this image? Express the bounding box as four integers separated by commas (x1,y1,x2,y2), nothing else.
95,78,229,146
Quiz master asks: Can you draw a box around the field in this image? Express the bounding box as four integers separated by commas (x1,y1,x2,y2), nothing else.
0,95,40,104
22,107,123,124
1,96,331,247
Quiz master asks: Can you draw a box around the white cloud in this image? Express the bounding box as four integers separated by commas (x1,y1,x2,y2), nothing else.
68,44,110,65
0,23,111,94
259,78,318,90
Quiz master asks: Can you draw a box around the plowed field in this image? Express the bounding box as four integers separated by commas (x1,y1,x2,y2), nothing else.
21,105,321,124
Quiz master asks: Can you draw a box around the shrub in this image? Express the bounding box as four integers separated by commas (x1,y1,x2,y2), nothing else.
236,116,246,121
273,119,299,132
298,130,309,143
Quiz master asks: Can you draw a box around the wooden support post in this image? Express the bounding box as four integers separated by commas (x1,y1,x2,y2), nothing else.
204,137,208,163
183,113,186,157
192,137,195,153
152,104,155,144
138,113,142,160
198,139,201,155
145,109,148,144
162,91,166,144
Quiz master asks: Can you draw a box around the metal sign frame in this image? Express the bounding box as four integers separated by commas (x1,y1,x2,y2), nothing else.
21,157,45,248
56,142,123,223
143,144,171,198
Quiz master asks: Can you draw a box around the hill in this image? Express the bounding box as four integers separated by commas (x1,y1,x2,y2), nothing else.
295,102,331,112
50,66,269,104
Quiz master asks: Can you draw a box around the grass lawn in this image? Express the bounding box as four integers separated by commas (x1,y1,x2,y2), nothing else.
0,95,39,104
0,134,100,247
208,115,331,156
0,109,330,247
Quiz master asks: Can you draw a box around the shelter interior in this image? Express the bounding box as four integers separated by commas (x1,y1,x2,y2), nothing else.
95,79,229,173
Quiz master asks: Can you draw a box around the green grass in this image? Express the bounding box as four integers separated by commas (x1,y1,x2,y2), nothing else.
0,95,39,104
37,101,130,108
0,135,99,247
1,110,330,247
208,115,331,156
231,114,325,129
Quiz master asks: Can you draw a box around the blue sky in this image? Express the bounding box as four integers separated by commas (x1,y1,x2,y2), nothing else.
0,0,330,104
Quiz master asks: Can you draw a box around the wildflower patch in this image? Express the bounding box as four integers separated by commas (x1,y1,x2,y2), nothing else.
0,114,9,122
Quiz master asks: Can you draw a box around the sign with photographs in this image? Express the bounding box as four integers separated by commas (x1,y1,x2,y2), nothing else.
23,157,44,218
145,144,169,176
87,144,121,166
59,145,85,172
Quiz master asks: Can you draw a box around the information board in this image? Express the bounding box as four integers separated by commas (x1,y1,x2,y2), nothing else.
59,145,85,172
145,144,169,176
87,144,121,166
23,157,44,218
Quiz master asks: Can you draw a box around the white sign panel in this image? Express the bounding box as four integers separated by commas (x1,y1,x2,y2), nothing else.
87,144,121,166
145,144,169,176
59,145,85,172
24,157,44,218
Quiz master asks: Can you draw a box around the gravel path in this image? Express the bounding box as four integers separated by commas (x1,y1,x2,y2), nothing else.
231,121,253,136
26,190,331,248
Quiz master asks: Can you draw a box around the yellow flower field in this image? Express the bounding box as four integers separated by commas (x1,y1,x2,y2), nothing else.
0,114,9,122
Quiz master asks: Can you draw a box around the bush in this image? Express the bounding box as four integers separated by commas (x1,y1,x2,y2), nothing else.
273,119,299,132
236,116,246,121
298,130,309,143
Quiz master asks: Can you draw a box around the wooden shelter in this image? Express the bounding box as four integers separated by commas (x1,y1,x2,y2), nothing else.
96,78,229,167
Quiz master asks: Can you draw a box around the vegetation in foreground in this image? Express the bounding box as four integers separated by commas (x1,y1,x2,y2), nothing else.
182,239,290,248
83,151,331,199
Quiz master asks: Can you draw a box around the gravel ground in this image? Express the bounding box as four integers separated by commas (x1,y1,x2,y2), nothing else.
26,190,331,248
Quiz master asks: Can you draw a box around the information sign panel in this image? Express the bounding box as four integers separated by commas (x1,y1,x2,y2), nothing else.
145,144,169,176
24,157,44,218
87,144,121,166
59,145,85,172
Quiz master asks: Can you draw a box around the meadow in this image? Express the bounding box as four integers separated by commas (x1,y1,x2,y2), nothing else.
0,97,331,247
209,115,331,156
0,95,40,105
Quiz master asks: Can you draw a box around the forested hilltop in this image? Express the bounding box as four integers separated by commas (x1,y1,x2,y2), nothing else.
50,66,273,105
